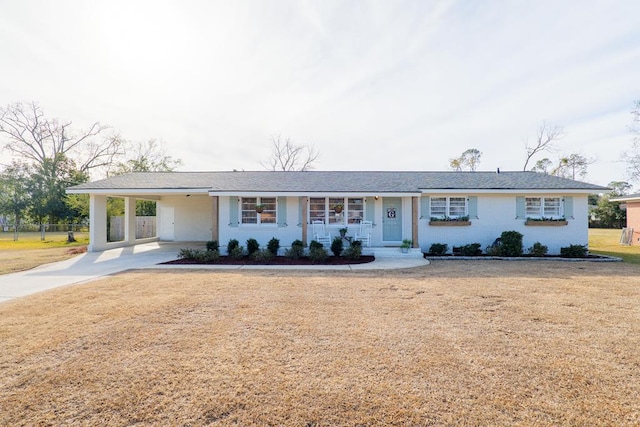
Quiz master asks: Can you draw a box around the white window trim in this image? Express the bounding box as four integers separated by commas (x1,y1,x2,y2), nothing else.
430,196,468,219
308,197,365,226
240,196,278,226
525,196,564,219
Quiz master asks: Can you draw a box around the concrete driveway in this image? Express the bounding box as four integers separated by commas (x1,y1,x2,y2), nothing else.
0,242,429,304
0,242,181,304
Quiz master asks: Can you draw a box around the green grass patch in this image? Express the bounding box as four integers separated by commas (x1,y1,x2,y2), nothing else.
0,232,89,250
589,228,640,264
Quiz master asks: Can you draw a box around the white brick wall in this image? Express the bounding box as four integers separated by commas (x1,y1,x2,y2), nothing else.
418,194,589,255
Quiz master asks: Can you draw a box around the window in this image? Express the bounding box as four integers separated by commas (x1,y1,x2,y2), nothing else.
241,197,276,225
347,198,364,224
309,198,326,223
525,197,562,218
309,197,365,225
430,197,467,219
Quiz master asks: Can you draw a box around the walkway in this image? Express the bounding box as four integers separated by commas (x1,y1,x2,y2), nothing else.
0,242,429,303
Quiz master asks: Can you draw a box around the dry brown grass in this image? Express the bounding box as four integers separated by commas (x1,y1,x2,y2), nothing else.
1,261,639,425
0,247,86,275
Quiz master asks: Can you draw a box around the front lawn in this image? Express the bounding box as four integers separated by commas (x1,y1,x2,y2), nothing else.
1,263,638,425
588,228,640,264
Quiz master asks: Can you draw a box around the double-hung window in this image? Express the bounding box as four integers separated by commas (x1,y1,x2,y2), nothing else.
525,197,562,219
241,197,277,225
430,196,467,219
309,197,364,225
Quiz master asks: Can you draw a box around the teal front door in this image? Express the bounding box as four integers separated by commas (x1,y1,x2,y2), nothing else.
382,197,402,242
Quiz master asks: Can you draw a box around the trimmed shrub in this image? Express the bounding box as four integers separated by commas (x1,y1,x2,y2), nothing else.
228,245,244,259
330,237,344,257
309,240,324,250
267,237,280,255
246,238,260,255
499,231,523,257
227,239,240,255
528,242,548,257
429,243,448,256
178,248,219,263
252,248,274,262
285,240,305,259
560,244,588,258
343,240,362,260
309,246,329,263
459,243,482,256
177,248,197,260
206,240,219,252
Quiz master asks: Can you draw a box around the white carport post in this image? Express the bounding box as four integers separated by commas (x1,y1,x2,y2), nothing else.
124,197,137,246
89,194,107,252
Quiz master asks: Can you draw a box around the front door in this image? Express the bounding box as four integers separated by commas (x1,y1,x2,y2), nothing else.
159,206,175,241
382,197,402,242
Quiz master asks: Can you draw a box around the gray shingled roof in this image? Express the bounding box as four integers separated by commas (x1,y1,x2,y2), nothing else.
610,192,640,202
68,171,608,193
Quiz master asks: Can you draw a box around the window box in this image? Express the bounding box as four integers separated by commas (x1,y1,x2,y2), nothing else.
525,220,568,226
429,220,471,226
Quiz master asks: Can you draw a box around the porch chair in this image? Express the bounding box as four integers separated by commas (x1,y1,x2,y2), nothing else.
354,220,372,247
312,220,332,245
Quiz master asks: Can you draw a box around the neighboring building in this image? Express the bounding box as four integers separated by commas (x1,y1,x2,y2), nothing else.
66,170,608,254
610,193,640,245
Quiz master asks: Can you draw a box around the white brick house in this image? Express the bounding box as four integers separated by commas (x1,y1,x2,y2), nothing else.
66,171,607,254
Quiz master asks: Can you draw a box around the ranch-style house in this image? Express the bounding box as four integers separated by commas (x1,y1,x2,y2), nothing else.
66,170,608,255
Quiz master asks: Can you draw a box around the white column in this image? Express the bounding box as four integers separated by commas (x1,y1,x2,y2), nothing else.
125,197,137,245
89,194,107,252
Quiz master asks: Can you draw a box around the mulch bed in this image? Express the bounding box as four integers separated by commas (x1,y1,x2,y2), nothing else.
162,255,376,266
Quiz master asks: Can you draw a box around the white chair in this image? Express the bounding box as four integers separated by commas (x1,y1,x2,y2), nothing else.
312,220,331,245
355,220,372,247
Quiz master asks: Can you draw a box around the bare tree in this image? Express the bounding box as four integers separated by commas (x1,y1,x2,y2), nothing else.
449,148,482,172
523,121,564,171
109,139,183,175
262,135,319,171
0,102,124,174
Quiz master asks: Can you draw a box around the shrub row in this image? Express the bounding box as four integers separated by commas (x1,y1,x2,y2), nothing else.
427,230,586,258
178,237,362,262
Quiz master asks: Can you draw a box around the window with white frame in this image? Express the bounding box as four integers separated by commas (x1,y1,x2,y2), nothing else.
430,196,467,219
309,197,364,225
241,197,276,225
525,197,562,218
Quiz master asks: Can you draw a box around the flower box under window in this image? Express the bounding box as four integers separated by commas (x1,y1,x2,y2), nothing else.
525,219,568,226
429,216,471,226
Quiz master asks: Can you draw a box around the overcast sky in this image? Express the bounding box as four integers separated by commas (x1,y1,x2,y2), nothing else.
2,0,639,187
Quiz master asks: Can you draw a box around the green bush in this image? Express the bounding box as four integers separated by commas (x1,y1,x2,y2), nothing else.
285,240,305,259
177,248,197,259
499,231,523,257
560,244,588,258
459,243,482,256
309,246,329,263
429,243,448,256
330,237,344,256
246,238,260,255
227,239,239,255
267,237,280,255
528,242,548,257
343,240,362,260
252,248,274,262
309,240,324,250
206,240,219,252
177,248,219,263
229,245,244,259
